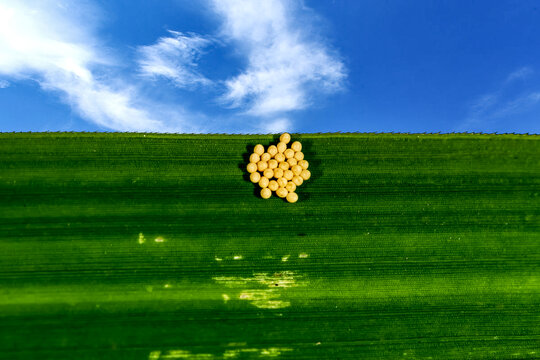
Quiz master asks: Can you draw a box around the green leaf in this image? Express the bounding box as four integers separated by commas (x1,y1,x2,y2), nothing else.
0,133,539,359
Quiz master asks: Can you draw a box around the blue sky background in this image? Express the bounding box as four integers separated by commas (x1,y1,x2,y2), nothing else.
0,0,539,133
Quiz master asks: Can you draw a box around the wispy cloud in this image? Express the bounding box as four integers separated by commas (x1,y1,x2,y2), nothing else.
505,66,534,83
485,92,540,119
459,67,540,133
0,80,9,89
137,30,213,88
259,117,293,133
0,0,198,132
211,0,347,116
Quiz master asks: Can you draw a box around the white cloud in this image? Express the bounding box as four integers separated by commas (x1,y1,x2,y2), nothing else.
137,30,213,88
211,0,347,116
0,80,9,89
0,0,196,132
0,0,346,132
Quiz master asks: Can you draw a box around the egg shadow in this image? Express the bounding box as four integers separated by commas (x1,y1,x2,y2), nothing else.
292,134,322,203
238,142,262,198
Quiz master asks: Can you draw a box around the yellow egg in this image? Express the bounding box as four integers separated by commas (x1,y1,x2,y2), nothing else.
257,161,268,172
261,188,272,199
268,180,279,191
268,159,278,169
263,168,274,179
275,153,285,162
298,160,309,170
286,192,298,203
277,177,288,188
291,165,302,176
250,172,261,183
261,152,271,162
259,177,269,188
292,175,303,186
301,169,311,180
280,133,291,144
249,153,260,163
273,168,284,179
291,141,302,152
277,142,287,153
294,151,304,161
254,144,264,155
279,161,289,170
285,181,296,192
247,162,258,173
284,148,295,159
267,145,278,157
276,187,288,198
287,157,298,167
283,170,294,180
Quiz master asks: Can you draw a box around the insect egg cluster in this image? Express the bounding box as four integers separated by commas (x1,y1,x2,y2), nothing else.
246,133,311,203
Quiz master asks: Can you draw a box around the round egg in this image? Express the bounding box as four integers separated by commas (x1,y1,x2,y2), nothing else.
268,180,279,191
263,168,274,179
291,141,302,152
275,153,285,162
283,170,294,180
284,149,295,159
261,188,272,199
277,177,288,188
286,192,298,203
247,162,258,173
285,181,296,192
267,145,278,157
276,187,288,198
287,158,298,167
298,160,309,170
250,172,261,183
280,133,291,144
257,161,268,172
292,175,303,186
253,144,264,155
259,177,269,188
300,169,311,180
268,159,278,169
292,165,302,176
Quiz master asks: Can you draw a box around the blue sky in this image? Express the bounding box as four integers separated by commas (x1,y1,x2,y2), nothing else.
0,0,539,134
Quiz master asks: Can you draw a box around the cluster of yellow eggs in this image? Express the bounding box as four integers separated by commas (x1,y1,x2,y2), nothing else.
246,133,311,203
